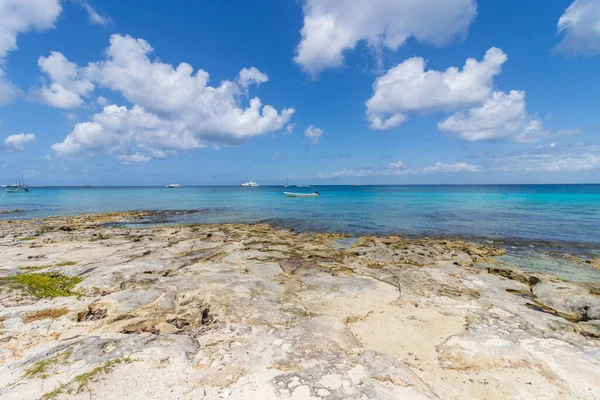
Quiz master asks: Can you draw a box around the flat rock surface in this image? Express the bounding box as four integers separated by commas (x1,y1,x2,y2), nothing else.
0,212,598,399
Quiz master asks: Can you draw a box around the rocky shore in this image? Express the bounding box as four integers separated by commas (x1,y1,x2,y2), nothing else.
0,212,599,399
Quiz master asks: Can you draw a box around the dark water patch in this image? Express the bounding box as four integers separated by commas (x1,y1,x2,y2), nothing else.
525,302,564,319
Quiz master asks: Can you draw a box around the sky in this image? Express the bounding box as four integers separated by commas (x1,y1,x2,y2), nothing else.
0,0,600,186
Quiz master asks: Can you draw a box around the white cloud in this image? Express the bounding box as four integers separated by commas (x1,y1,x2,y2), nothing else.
389,160,407,169
284,123,295,135
492,144,600,173
80,1,111,26
313,160,479,179
118,153,151,165
294,0,477,76
0,69,19,105
238,67,268,88
33,51,95,108
0,0,61,58
96,96,108,106
3,133,36,151
438,90,551,142
52,104,206,159
304,125,323,145
366,48,507,130
556,0,600,55
421,161,480,174
51,34,294,159
270,151,287,161
0,0,61,105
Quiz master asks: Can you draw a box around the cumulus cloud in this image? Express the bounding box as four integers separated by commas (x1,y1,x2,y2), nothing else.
366,48,507,130
0,0,61,105
33,51,95,108
294,0,477,76
438,90,551,142
304,125,323,145
313,160,479,179
3,133,36,151
555,0,600,55
50,34,294,160
238,67,268,88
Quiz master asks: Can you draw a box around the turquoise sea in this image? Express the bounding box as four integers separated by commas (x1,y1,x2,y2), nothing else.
2,185,599,245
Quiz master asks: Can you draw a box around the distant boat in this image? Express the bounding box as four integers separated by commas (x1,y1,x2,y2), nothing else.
166,183,182,188
5,179,29,193
83,181,90,188
241,181,259,187
284,177,290,188
284,191,320,198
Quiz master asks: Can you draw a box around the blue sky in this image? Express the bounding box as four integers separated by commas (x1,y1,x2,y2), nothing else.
0,0,599,185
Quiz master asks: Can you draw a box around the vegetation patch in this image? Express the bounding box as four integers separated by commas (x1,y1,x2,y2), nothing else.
41,357,132,399
23,350,72,379
20,237,36,241
1,273,82,298
22,308,69,323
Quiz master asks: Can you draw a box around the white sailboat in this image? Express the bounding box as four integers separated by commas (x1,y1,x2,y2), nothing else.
5,178,29,193
166,183,182,188
241,181,259,187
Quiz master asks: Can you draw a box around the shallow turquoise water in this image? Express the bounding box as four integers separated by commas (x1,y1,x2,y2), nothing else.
1,185,599,244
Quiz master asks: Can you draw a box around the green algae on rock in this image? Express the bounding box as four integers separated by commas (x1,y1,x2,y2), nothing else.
1,272,82,298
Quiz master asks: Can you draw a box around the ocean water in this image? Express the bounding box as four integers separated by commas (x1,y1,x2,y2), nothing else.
1,185,600,245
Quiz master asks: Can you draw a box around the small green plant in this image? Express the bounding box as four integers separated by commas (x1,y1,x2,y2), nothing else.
41,357,132,399
55,261,78,267
20,237,36,241
23,350,72,379
1,273,82,298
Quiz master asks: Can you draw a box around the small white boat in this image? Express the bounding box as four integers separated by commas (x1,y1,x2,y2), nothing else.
166,183,182,188
284,191,320,198
241,181,259,187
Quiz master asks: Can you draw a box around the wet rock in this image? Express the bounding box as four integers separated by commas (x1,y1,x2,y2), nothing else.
531,278,600,322
487,267,541,287
0,209,23,215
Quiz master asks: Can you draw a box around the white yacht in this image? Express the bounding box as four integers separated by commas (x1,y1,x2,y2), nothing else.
241,181,259,187
166,183,182,188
